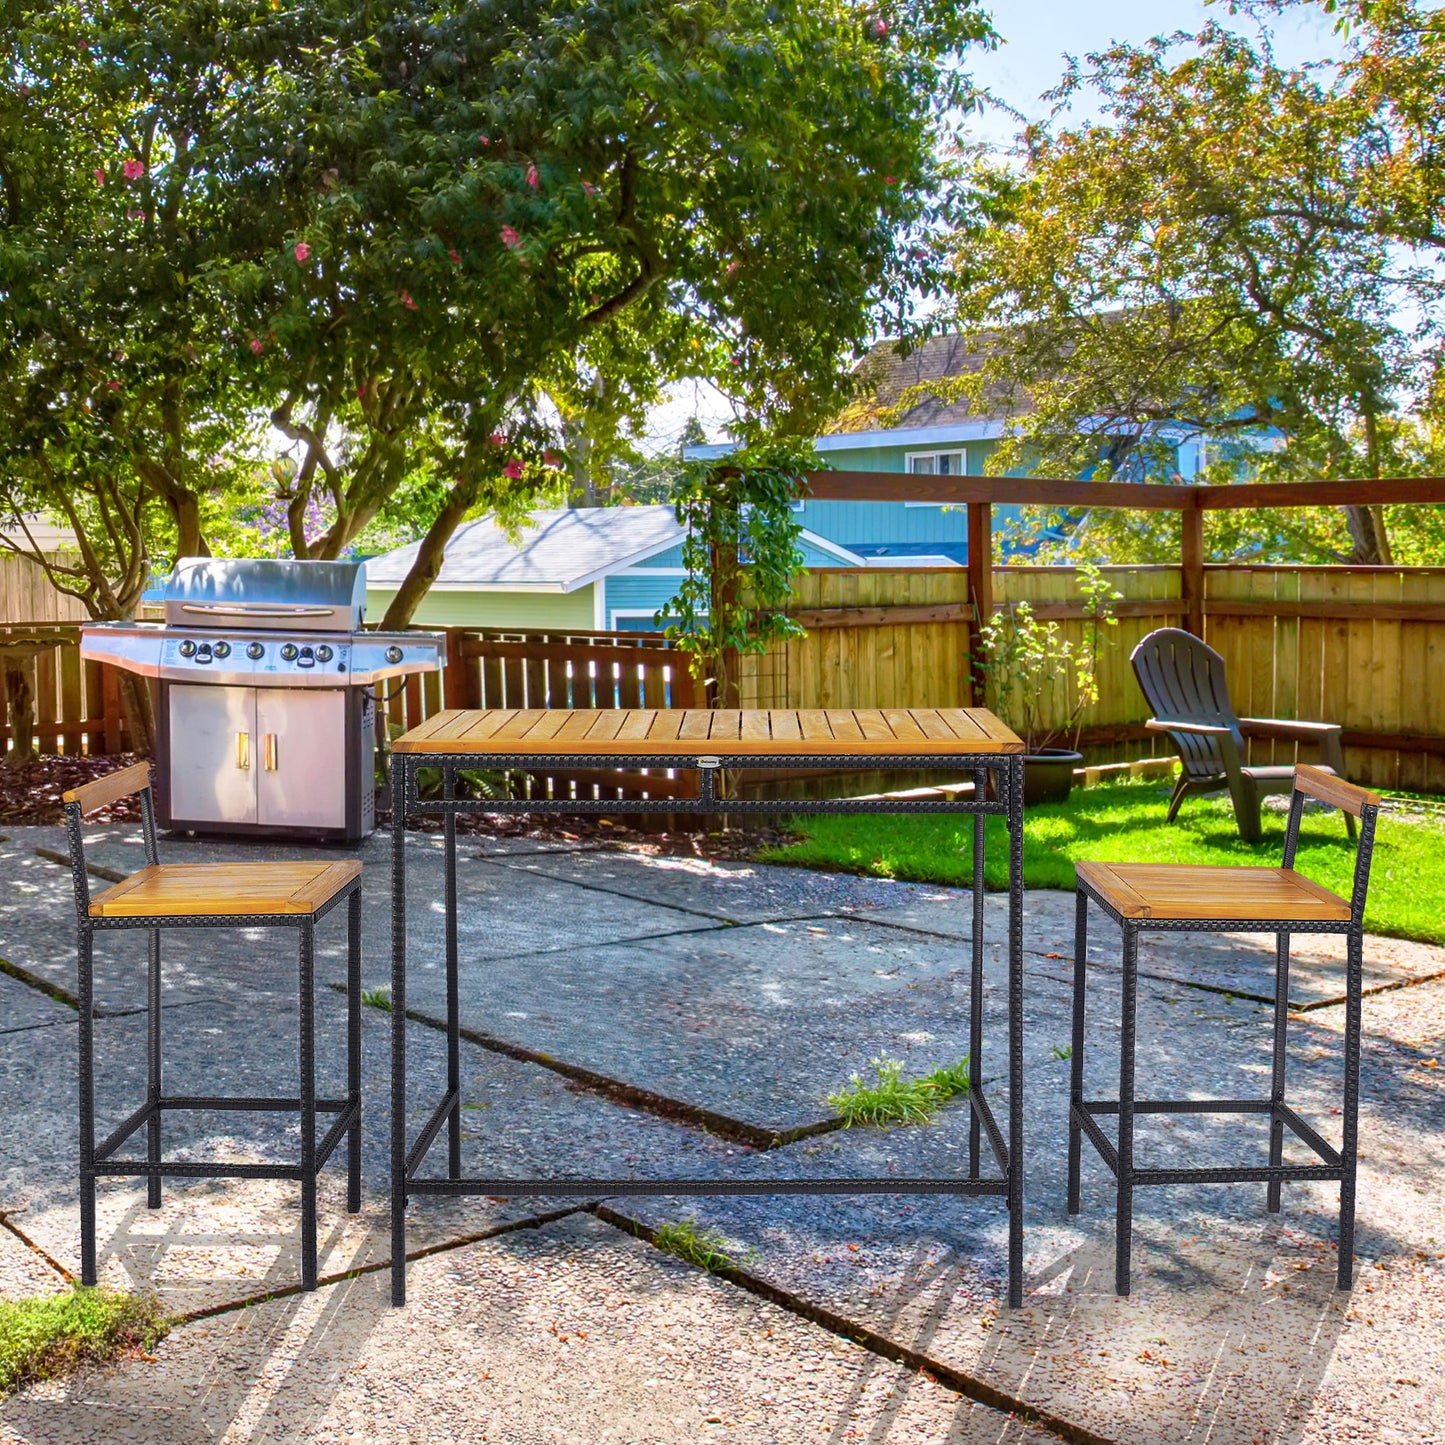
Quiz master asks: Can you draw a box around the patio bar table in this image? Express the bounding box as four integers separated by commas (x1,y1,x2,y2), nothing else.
388,707,1026,1307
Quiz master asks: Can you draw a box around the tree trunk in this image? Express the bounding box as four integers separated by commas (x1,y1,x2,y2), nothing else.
2,664,36,766
379,478,480,630
118,672,156,756
1343,503,1393,565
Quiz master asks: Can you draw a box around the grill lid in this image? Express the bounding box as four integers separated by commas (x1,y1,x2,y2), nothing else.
162,558,366,632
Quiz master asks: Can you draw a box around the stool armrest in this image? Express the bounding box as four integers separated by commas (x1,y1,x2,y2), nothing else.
62,761,153,815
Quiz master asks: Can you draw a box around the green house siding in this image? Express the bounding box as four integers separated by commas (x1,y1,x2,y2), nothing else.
366,585,597,629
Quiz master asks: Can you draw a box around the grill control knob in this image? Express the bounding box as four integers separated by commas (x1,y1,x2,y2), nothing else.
195,646,212,664
297,647,315,668
385,645,404,665
246,642,265,660
178,639,197,658
315,644,334,663
280,643,299,661
212,641,231,659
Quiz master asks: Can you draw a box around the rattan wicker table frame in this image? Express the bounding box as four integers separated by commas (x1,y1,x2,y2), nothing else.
388,708,1027,1309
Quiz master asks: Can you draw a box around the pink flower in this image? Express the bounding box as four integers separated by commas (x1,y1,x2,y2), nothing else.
883,175,896,185
488,432,507,446
873,17,889,37
105,380,120,391
357,384,367,398
543,450,560,467
294,242,311,263
526,164,540,190
448,246,462,265
726,259,741,278
122,158,145,180
729,353,742,366
127,208,146,220
249,338,265,355
478,134,490,146
93,168,105,186
500,224,522,251
400,290,417,310
581,181,597,197
502,459,524,480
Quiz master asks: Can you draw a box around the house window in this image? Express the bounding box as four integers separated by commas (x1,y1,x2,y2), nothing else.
905,450,968,476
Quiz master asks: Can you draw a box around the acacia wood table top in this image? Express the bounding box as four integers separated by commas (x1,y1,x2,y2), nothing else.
391,707,1024,758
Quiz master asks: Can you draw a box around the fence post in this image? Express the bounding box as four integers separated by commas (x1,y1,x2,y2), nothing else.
1182,501,1205,638
444,628,481,710
966,502,993,707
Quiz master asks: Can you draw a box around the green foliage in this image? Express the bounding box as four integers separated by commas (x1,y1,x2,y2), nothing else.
945,20,1445,564
760,779,1445,945
657,442,817,702
979,561,1120,753
826,1054,971,1128
0,1288,168,1397
359,988,392,1011
652,1217,739,1273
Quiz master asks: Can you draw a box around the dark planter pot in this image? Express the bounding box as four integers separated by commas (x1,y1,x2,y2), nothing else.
1022,748,1083,807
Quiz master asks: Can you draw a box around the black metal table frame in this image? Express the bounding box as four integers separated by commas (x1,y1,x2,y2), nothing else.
390,751,1026,1308
65,783,364,1293
1068,783,1380,1296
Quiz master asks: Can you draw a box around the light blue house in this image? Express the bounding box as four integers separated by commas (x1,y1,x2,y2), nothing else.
363,505,874,632
685,331,1218,558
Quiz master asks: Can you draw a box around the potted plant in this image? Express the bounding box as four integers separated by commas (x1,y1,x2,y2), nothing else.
978,561,1120,805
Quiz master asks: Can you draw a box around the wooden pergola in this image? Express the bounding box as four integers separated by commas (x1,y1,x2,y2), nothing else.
803,473,1445,710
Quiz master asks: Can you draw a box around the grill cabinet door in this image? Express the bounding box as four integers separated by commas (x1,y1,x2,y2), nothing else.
255,688,348,829
168,685,258,825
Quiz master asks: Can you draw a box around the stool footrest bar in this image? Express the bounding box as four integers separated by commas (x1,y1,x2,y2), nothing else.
1276,1104,1341,1166
91,1161,306,1180
1072,1102,1120,1173
405,1087,460,1177
1083,1098,1271,1116
158,1096,350,1112
1134,1164,1342,1186
315,1100,361,1170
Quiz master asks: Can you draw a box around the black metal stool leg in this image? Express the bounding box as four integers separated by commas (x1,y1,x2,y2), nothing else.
445,806,461,1181
1116,922,1139,1297
1067,888,1088,1215
347,889,363,1215
391,757,409,1308
147,928,162,1209
1338,927,1364,1289
299,920,318,1291
77,925,98,1287
1267,931,1291,1214
968,792,985,1181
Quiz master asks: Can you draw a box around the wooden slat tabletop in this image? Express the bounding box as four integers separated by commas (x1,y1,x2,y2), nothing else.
391,708,1024,757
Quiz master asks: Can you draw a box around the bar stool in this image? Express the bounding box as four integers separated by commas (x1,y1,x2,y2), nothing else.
63,761,363,1291
1067,764,1380,1295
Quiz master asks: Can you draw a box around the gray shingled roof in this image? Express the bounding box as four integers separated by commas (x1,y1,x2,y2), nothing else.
364,506,685,592
839,332,1023,432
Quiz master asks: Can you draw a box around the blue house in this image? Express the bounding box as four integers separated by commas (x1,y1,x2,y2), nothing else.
685,331,1216,558
363,505,874,632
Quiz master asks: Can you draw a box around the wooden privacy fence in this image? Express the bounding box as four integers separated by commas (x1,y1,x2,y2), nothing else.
740,563,1445,793
377,628,703,806
0,624,134,757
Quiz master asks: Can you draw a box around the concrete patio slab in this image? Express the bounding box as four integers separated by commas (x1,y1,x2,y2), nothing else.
0,971,73,1036
0,1213,1052,1445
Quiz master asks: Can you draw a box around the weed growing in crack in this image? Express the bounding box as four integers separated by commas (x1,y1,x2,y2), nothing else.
0,1288,168,1397
359,988,392,1012
1049,1045,1072,1062
653,1218,739,1272
826,1054,970,1128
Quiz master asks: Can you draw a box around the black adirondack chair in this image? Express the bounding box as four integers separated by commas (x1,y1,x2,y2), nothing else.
1131,628,1355,843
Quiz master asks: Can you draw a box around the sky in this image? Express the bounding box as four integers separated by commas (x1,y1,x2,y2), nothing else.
644,0,1346,453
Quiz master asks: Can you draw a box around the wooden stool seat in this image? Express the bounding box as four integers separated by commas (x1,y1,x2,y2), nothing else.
1072,861,1351,923
88,861,363,919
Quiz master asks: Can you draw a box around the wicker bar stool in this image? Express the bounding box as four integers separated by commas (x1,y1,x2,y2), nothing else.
1068,764,1380,1296
63,762,363,1291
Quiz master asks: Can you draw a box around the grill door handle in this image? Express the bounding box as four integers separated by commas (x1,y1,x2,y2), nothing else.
263,733,278,771
236,732,250,770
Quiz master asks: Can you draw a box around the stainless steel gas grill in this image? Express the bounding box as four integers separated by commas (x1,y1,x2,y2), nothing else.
81,558,443,841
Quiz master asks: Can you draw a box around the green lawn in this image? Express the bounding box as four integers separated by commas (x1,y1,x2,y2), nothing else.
758,778,1445,946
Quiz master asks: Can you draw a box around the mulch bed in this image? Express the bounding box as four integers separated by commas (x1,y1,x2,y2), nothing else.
0,755,793,858
0,753,148,825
